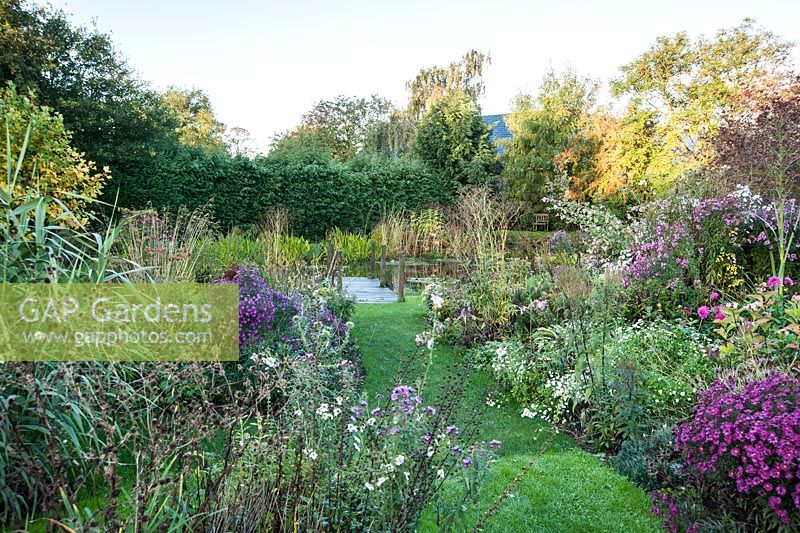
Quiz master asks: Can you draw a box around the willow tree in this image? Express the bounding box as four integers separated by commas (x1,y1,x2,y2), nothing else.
406,49,490,120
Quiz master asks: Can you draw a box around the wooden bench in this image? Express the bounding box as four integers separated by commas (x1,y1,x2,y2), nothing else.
532,213,549,231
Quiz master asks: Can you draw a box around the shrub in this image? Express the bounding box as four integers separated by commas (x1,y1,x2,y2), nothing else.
712,281,800,371
622,187,800,318
467,339,541,403
1,169,137,284
615,428,687,491
1,83,108,226
676,373,800,527
522,319,714,451
545,190,630,267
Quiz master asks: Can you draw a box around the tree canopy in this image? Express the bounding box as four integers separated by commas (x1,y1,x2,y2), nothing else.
609,19,794,194
503,69,598,208
406,49,490,120
413,91,499,187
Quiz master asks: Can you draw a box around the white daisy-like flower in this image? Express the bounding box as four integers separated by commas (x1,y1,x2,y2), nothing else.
394,454,405,466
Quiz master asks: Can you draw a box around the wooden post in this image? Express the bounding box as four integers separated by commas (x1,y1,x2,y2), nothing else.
326,241,334,271
397,252,406,302
336,250,343,294
379,244,387,288
369,241,376,278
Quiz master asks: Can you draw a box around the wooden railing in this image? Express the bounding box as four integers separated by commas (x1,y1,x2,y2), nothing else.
326,241,406,301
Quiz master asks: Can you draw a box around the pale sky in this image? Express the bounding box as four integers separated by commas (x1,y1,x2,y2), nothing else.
57,0,800,152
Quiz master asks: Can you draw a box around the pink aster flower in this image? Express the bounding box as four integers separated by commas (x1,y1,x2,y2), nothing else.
697,306,710,320
768,276,781,289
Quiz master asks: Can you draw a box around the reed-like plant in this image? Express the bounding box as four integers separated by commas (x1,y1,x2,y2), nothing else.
448,186,519,264
118,204,215,282
372,208,451,258
327,227,371,262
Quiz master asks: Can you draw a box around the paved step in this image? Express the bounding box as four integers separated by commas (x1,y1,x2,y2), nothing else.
342,276,397,304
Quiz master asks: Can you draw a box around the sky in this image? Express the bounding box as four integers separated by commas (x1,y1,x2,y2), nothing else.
56,0,800,152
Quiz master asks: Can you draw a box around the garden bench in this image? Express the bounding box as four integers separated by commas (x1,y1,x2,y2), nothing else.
532,213,550,231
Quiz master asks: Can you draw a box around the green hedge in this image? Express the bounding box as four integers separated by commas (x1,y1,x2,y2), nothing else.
106,149,455,239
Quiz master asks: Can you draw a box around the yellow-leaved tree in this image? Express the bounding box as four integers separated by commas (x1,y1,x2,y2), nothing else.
1,83,108,226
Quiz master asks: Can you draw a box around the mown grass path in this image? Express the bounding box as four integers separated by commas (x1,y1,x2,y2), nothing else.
353,294,660,532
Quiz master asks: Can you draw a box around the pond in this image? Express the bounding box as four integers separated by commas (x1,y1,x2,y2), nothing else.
343,258,463,289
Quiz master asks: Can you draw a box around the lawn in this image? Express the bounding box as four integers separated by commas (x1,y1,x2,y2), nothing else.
353,293,660,532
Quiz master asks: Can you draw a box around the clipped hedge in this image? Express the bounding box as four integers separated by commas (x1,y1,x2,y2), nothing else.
106,149,455,239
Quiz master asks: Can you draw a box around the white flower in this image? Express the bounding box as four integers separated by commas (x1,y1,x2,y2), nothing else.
427,337,435,350
365,482,375,491
366,417,376,426
404,471,410,482
263,356,279,368
426,447,434,458
415,332,428,346
304,448,318,461
377,476,388,487
394,454,405,466
495,345,507,358
332,408,341,417
346,424,358,433
532,299,548,312
384,464,395,473
430,293,444,309
436,468,445,479
521,408,535,419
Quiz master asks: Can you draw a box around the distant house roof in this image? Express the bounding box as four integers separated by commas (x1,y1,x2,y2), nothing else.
481,114,512,154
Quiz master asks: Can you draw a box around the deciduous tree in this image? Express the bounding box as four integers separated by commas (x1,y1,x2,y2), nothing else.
406,49,490,120
503,69,598,210
611,19,793,194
